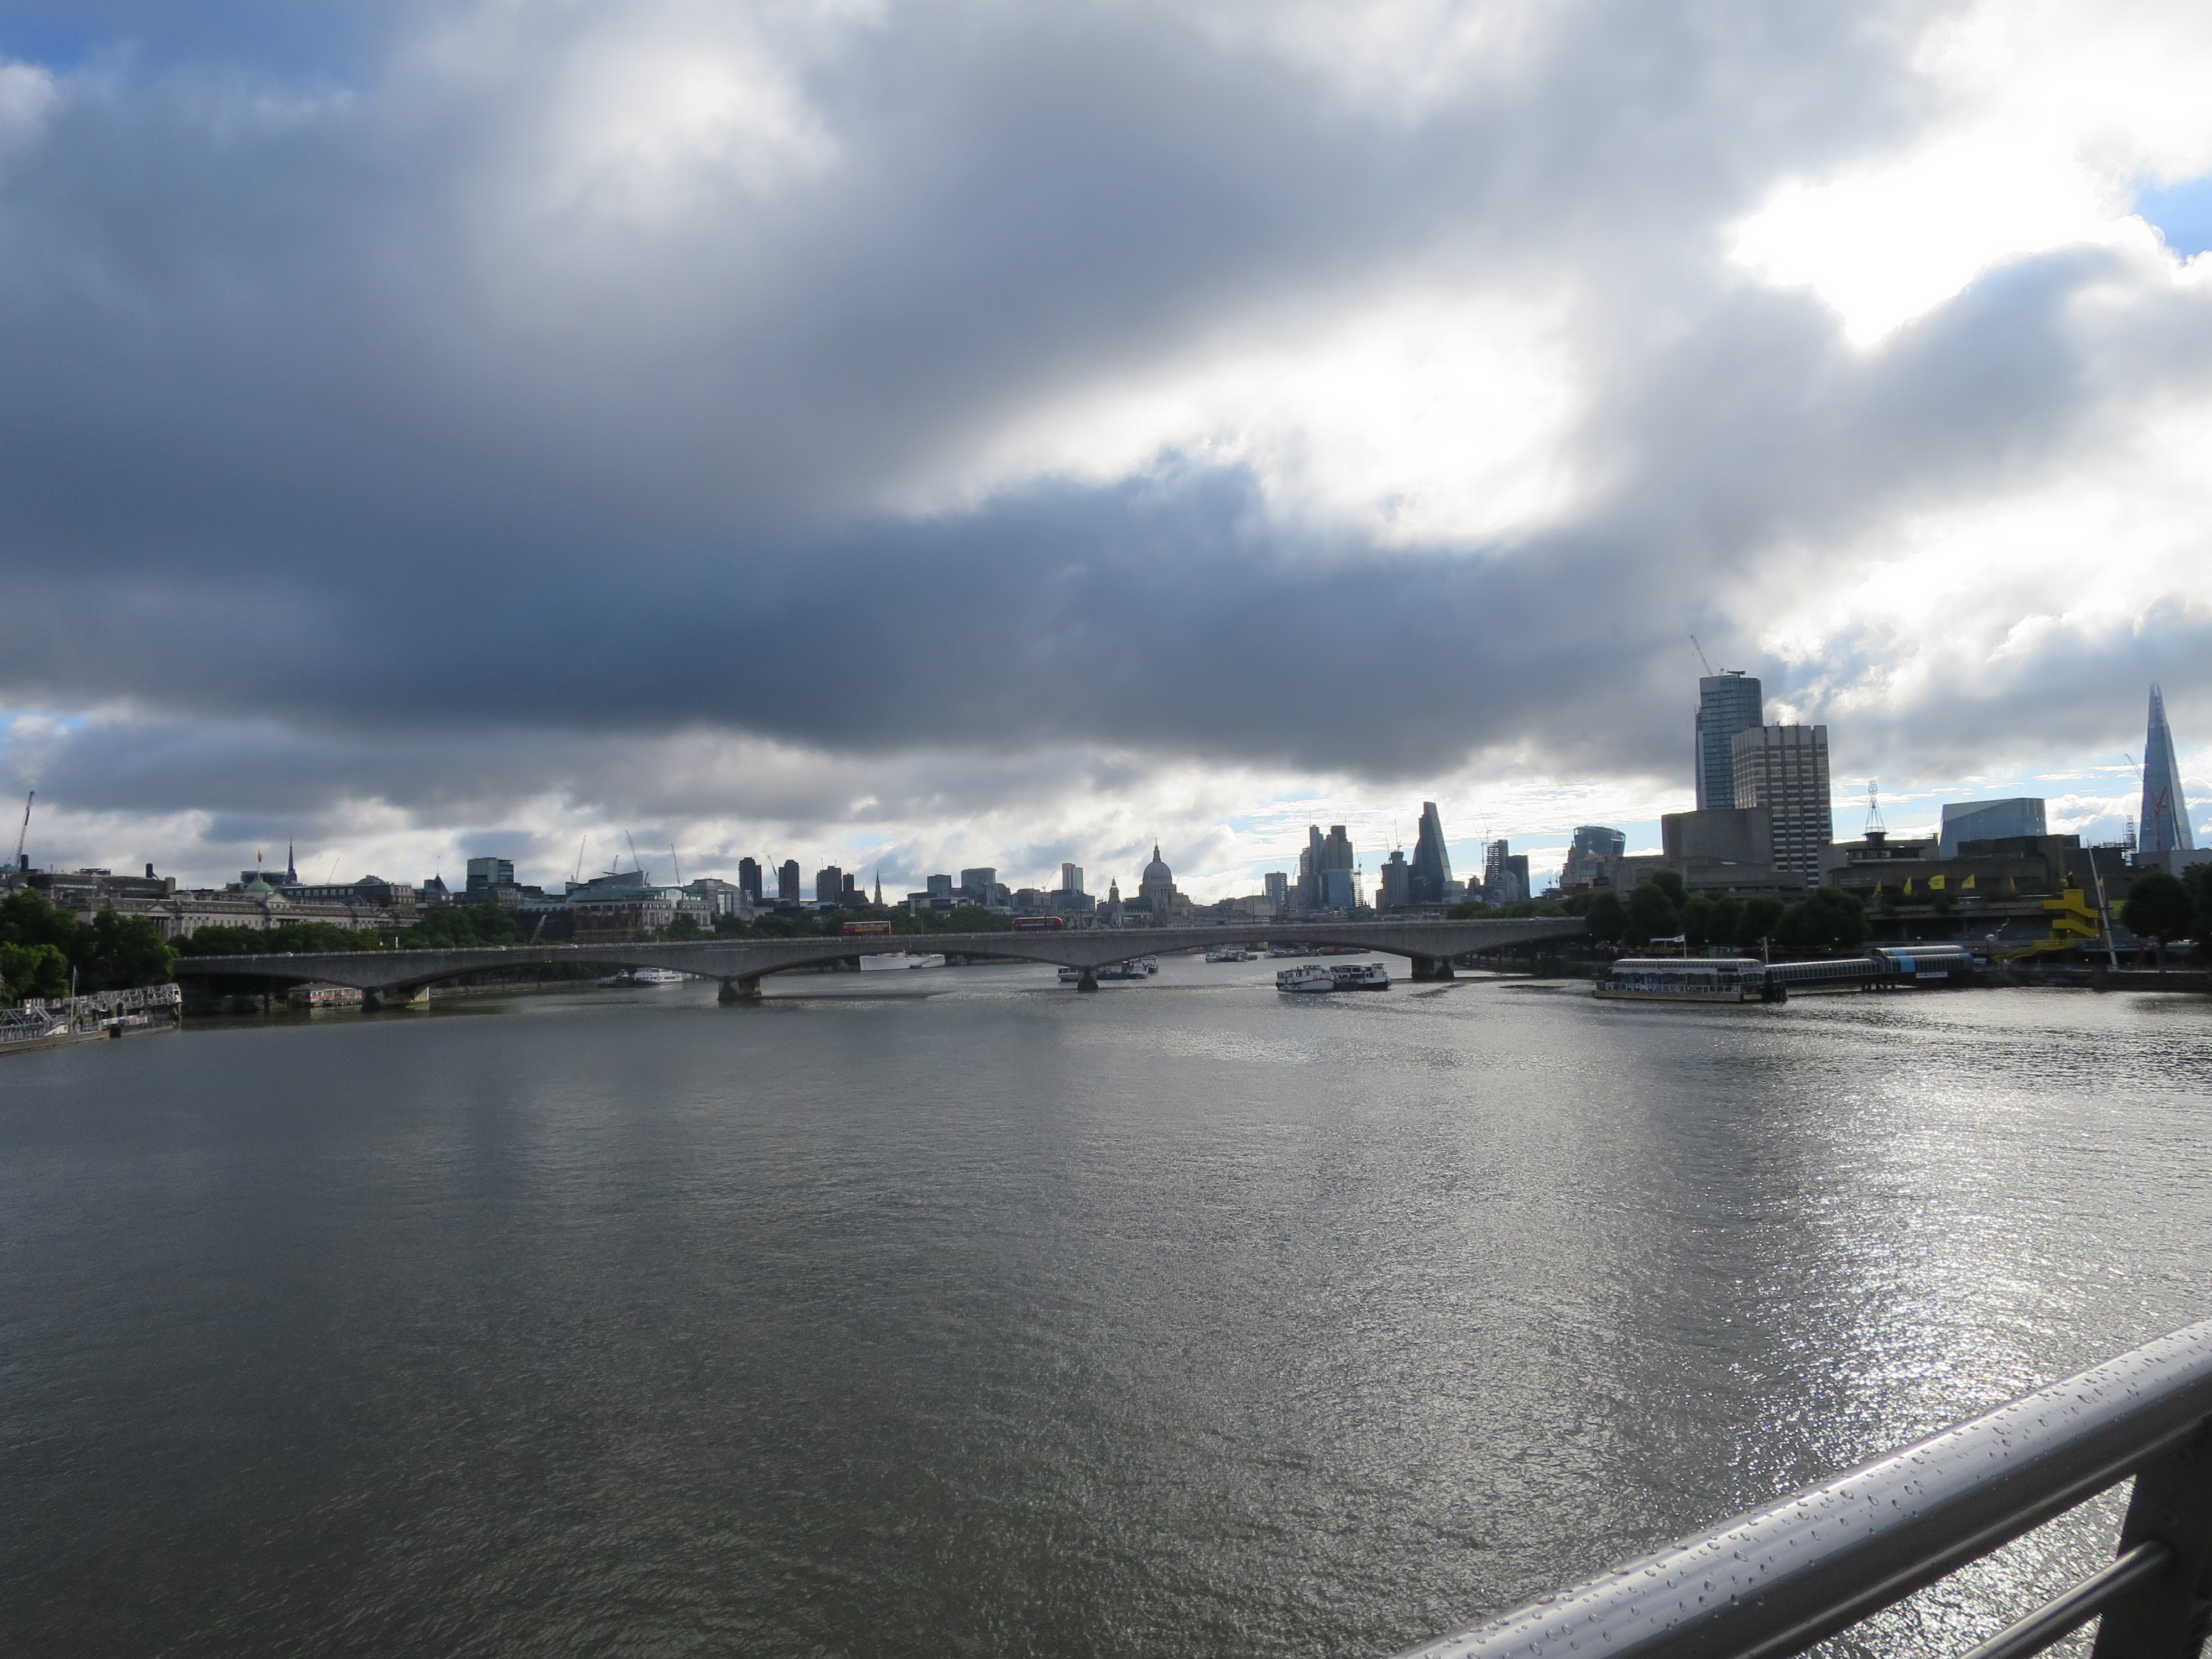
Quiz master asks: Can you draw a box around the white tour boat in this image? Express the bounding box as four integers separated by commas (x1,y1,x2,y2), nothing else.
598,967,687,987
1328,962,1391,990
859,952,947,971
1592,957,1767,1003
1275,964,1335,993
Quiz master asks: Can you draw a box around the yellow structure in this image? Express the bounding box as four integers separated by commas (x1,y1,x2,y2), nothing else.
1988,888,2105,959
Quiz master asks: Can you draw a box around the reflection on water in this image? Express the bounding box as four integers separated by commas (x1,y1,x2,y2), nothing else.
3,966,2207,1658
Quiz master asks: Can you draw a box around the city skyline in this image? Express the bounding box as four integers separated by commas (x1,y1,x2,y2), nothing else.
1,4,2209,900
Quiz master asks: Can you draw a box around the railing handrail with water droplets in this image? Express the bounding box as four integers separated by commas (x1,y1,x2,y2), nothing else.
1392,1320,2212,1659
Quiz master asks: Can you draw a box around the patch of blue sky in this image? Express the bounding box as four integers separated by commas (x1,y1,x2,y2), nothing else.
2135,175,2212,259
0,2,381,83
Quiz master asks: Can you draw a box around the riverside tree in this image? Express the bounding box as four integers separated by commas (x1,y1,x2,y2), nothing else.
1,888,176,998
2120,869,2195,971
1773,888,1869,954
1626,881,1679,944
1731,896,1785,952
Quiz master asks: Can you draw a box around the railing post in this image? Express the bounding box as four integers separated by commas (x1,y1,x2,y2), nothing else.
2092,1421,2212,1659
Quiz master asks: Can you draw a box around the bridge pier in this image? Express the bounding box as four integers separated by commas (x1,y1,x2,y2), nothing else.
362,985,429,1011
1076,968,1099,992
718,976,763,1003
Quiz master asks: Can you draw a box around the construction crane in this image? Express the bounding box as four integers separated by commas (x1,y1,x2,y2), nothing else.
13,790,30,870
625,831,643,874
1690,635,1715,676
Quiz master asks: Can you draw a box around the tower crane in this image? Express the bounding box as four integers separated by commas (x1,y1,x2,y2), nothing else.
13,790,30,870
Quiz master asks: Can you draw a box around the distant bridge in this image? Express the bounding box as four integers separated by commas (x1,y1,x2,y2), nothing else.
170,918,1587,1006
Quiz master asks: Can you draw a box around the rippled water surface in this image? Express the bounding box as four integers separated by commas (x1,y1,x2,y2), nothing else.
4,964,2209,1657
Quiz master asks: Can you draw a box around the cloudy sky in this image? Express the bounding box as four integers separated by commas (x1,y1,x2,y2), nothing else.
2,0,2208,899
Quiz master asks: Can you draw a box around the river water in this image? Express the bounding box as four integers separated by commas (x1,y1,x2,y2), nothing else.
3,961,2209,1658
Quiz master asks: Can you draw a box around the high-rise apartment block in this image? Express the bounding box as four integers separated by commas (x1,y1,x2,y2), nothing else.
1731,724,1832,879
1695,672,1764,811
1058,863,1084,895
2140,685,2196,854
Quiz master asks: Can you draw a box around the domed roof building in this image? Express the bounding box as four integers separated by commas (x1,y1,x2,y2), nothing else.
1134,844,1190,919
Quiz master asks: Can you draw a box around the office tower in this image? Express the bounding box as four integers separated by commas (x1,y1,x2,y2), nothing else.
842,873,862,904
778,860,801,903
959,867,997,901
1295,826,1324,910
815,865,843,904
1058,863,1084,895
1938,799,2047,859
1731,724,1832,878
737,857,762,904
926,873,953,900
2140,685,2196,854
1695,671,1765,811
1561,825,1626,888
1378,849,1411,909
1482,837,1508,899
465,856,515,893
1320,825,1354,877
1410,802,1453,904
1318,866,1360,910
1262,872,1287,908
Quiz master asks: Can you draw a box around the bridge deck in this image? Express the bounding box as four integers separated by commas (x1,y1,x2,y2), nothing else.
172,917,1586,998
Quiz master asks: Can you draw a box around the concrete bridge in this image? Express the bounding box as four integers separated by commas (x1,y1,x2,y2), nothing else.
170,918,1586,1007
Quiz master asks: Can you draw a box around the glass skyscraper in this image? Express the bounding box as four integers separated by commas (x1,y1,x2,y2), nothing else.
2140,685,2195,854
1410,801,1453,904
1695,672,1764,811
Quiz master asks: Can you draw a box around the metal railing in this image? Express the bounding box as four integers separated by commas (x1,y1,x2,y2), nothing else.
1394,1320,2212,1659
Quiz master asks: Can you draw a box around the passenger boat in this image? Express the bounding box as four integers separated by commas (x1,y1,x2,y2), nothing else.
1204,946,1257,963
1267,945,1317,958
1592,957,1766,1003
1057,965,1083,983
859,952,947,971
1328,962,1390,989
598,967,687,987
1275,964,1335,993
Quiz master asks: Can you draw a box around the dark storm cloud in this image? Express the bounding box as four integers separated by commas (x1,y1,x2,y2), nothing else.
1,0,2206,832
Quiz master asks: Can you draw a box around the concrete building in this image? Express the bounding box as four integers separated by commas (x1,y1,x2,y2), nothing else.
1820,831,2084,904
2140,685,2196,854
1410,802,1453,906
1731,724,1831,879
1695,671,1764,811
1937,799,2046,859
1262,872,1287,909
1661,807,1773,867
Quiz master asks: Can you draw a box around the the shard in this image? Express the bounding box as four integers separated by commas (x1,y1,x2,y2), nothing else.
2139,684,2195,853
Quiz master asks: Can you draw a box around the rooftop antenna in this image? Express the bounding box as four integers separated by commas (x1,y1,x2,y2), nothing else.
13,790,32,871
1864,780,1885,835
1690,635,1715,676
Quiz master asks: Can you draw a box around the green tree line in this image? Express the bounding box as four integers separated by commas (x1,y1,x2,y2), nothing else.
1,889,178,1003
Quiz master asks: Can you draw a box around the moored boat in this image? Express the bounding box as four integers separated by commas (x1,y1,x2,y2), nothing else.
1592,957,1765,1003
859,952,947,971
1276,964,1334,993
1328,961,1390,989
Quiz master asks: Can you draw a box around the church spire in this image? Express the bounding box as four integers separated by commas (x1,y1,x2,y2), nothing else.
285,840,296,882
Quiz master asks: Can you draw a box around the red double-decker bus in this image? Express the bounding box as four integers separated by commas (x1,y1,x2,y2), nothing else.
839,920,895,936
1011,916,1065,930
